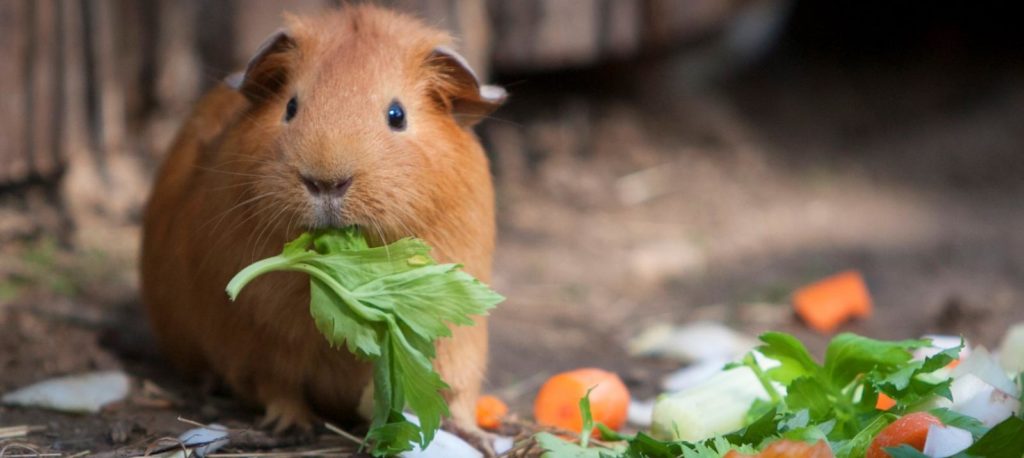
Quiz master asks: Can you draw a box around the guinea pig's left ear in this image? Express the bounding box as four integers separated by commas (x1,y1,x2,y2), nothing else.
429,46,506,127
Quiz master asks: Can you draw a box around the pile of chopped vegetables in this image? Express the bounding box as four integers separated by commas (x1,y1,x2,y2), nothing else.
535,331,1024,457
226,228,503,456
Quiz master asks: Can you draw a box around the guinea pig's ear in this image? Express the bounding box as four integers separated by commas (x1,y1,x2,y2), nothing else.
428,46,506,127
227,28,297,102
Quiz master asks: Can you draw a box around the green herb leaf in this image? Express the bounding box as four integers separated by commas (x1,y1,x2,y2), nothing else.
580,388,596,448
832,413,895,458
785,377,833,422
757,332,821,385
964,415,1024,458
536,432,605,458
929,408,988,439
227,227,502,455
823,333,928,388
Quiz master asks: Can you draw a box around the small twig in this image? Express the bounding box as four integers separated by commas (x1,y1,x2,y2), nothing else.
322,422,364,446
175,416,208,429
0,426,45,440
0,441,59,458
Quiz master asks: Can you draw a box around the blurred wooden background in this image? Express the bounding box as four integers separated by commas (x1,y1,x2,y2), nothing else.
0,0,775,246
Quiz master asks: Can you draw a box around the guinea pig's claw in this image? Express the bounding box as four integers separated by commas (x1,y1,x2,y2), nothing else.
260,398,315,436
443,419,498,458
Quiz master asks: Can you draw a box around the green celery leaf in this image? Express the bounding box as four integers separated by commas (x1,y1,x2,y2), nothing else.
307,237,433,288
929,408,988,439
536,433,605,458
622,432,685,458
824,333,928,388
597,423,630,442
682,436,754,458
580,388,596,447
226,227,503,455
309,277,382,357
871,342,961,410
365,420,421,456
757,332,822,385
786,377,833,422
312,227,369,251
353,264,502,341
743,398,776,426
388,325,450,445
963,415,1024,458
722,407,780,448
832,413,896,458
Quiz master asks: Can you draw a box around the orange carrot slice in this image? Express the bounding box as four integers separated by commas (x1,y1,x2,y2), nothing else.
866,412,942,458
876,393,897,411
476,395,508,430
793,271,873,333
534,368,630,434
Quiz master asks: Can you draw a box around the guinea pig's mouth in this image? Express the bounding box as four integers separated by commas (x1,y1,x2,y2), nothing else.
300,174,354,229
307,199,349,230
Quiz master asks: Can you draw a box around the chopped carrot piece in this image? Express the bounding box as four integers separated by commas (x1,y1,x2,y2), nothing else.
946,358,960,369
724,440,834,458
793,271,873,333
534,368,630,435
876,393,897,411
476,395,508,430
866,412,942,458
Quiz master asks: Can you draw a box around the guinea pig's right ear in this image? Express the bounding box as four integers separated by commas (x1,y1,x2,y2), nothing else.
226,28,297,102
428,47,507,127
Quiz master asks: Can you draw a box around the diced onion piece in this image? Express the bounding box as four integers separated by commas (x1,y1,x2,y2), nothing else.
922,424,973,458
949,373,1021,427
950,346,1019,397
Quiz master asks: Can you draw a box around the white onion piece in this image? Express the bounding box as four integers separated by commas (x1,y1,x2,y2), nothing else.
922,424,973,458
950,346,1019,397
1,371,130,414
949,373,1020,427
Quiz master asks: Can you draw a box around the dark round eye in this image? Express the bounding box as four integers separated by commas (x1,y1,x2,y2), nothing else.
284,96,298,122
386,100,406,131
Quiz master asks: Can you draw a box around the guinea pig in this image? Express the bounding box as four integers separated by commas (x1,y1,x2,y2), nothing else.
140,3,505,442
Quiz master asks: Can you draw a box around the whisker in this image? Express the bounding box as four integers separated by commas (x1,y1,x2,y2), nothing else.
250,204,291,262
197,191,277,234
368,216,391,261
193,165,274,179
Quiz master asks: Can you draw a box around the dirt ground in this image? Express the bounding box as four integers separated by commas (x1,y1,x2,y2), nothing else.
2,50,1024,454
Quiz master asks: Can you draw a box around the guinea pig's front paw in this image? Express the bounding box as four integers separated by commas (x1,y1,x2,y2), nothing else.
259,397,316,436
443,419,498,458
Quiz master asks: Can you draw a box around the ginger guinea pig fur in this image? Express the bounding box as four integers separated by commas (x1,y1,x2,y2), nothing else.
140,5,504,434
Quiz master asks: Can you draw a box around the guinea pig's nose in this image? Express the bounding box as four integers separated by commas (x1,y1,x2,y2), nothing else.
301,175,352,198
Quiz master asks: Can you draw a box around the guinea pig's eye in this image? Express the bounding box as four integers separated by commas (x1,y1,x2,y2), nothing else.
284,96,298,122
386,100,406,131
